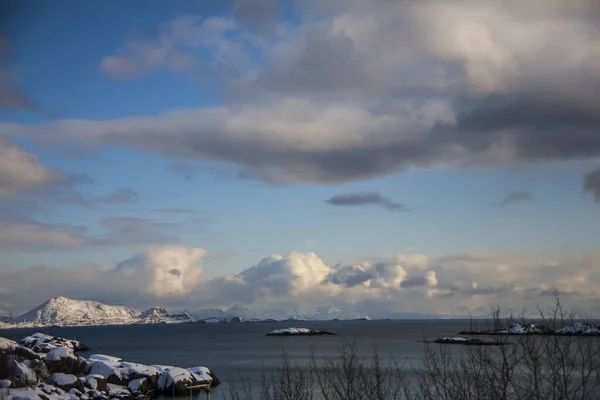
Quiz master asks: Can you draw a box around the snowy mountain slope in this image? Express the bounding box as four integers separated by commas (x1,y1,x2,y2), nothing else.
15,296,141,325
0,297,199,328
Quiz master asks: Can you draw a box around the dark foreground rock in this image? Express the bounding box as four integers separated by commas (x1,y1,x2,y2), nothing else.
1,333,219,400
266,327,337,336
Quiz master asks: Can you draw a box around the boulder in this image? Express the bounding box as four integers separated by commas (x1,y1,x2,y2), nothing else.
156,367,212,396
86,358,158,387
127,378,151,395
50,373,84,392
107,383,133,400
81,375,108,393
44,348,86,375
20,333,90,353
7,360,38,388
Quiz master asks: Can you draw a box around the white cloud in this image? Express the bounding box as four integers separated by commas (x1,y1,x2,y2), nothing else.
3,248,600,317
0,245,206,314
0,138,63,197
114,245,205,297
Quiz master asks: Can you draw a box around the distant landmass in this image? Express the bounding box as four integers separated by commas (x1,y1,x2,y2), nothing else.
0,297,372,329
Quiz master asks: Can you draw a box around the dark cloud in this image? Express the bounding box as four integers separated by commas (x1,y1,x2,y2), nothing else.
4,0,600,187
584,167,600,201
169,160,202,181
326,192,406,211
229,0,279,34
0,35,41,112
494,190,534,207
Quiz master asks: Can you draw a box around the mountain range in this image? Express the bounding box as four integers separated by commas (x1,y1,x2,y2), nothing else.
0,297,371,328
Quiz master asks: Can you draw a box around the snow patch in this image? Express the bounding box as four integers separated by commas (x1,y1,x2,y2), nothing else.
51,374,77,386
45,348,76,362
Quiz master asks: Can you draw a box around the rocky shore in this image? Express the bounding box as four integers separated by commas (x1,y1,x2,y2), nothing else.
0,333,219,400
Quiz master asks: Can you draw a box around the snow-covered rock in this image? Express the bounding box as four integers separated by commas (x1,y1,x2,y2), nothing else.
265,327,337,336
45,348,77,363
435,337,469,344
86,357,159,386
50,373,81,391
496,323,554,335
21,333,90,353
0,337,18,350
557,322,600,335
156,366,213,396
2,333,219,399
7,360,38,387
127,378,151,394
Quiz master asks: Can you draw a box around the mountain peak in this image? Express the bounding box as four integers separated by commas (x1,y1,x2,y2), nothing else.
15,297,142,325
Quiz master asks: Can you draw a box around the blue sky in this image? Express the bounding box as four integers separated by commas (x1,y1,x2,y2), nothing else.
1,0,600,316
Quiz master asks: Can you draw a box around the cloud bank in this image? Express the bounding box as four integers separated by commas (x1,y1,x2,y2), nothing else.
2,246,599,318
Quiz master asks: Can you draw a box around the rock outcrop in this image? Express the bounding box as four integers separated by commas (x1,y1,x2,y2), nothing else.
0,332,219,400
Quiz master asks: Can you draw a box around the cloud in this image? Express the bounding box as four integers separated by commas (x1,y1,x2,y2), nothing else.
68,0,600,184
0,35,40,111
584,167,600,201
153,208,197,215
494,190,534,206
0,245,205,313
100,15,249,77
92,187,138,205
0,220,90,250
2,248,600,317
98,217,181,246
326,192,406,211
0,137,64,197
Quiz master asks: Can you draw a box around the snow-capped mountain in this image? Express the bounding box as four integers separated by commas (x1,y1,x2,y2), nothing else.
1,297,193,328
307,307,371,321
223,304,272,321
14,296,141,326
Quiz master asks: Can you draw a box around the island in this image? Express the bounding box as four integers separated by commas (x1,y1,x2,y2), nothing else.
265,327,337,336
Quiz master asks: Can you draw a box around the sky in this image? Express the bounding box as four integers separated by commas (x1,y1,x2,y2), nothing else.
1,0,600,318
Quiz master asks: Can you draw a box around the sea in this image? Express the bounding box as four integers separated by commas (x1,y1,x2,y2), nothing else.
1,320,473,398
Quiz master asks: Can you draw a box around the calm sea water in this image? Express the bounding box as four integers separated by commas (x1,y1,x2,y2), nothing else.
1,320,473,398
